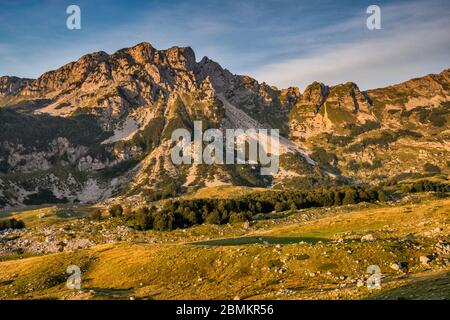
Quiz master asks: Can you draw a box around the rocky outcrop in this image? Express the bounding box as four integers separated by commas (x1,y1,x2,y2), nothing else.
299,82,328,108
0,76,32,98
326,82,371,113
367,68,450,109
288,69,449,184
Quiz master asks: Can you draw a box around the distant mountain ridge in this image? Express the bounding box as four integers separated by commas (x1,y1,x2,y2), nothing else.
0,42,448,209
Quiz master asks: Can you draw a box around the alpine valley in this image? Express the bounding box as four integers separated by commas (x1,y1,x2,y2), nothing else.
0,43,449,301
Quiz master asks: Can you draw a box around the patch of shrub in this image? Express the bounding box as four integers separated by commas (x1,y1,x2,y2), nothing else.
90,209,102,220
0,218,25,231
400,180,449,193
133,207,154,231
229,212,251,223
345,121,381,136
423,163,441,174
108,204,123,218
23,189,67,206
268,259,283,268
346,131,397,153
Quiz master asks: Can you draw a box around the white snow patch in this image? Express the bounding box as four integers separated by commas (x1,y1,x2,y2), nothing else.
102,117,140,144
77,178,117,203
35,102,73,117
102,107,156,144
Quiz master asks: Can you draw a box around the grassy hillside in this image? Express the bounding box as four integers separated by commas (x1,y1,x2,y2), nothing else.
1,194,448,300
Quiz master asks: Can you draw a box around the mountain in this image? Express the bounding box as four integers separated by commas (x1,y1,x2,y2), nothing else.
289,69,450,182
0,42,448,209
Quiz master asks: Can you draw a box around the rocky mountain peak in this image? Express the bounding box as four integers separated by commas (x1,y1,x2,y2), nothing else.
1,43,299,125
300,81,329,107
326,82,371,113
113,42,154,61
162,46,197,71
280,87,301,106
19,50,111,97
197,56,234,92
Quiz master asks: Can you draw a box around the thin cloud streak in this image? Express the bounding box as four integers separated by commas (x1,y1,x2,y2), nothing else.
0,0,448,91
251,3,450,90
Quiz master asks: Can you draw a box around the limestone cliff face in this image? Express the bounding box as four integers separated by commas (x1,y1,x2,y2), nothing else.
326,82,371,113
298,82,329,110
9,43,206,120
289,69,450,140
0,43,312,208
197,56,299,133
289,81,375,139
288,69,449,185
0,76,32,98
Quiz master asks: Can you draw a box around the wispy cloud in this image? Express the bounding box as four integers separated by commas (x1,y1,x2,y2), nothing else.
0,0,448,91
251,0,450,90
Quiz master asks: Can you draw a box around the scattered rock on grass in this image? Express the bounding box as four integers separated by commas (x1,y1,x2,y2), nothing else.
419,256,431,265
361,234,376,242
390,262,408,271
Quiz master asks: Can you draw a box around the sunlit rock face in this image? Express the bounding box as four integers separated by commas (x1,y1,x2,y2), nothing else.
0,43,448,208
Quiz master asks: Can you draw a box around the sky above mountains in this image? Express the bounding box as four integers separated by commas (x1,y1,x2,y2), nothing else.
0,0,449,90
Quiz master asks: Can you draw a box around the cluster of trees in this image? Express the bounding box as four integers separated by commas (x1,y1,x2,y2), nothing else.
400,180,449,193
104,180,448,232
108,204,124,217
88,204,124,221
247,186,386,210
124,199,263,231
0,218,25,231
346,132,397,153
121,186,386,232
0,109,108,152
423,163,441,174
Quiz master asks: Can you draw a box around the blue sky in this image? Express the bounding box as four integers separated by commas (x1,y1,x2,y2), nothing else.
0,0,449,90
